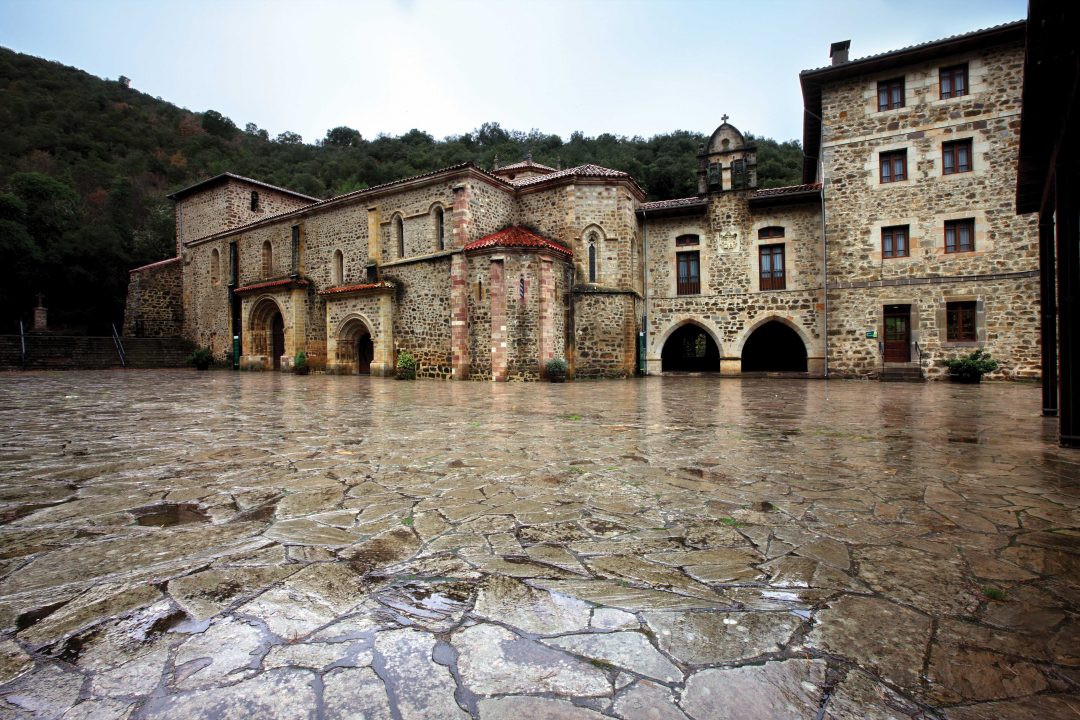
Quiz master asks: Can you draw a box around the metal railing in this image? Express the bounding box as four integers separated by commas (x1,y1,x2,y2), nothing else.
914,341,925,367
111,324,126,368
19,321,26,366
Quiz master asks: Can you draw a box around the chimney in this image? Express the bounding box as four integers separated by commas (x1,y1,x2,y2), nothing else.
830,40,850,65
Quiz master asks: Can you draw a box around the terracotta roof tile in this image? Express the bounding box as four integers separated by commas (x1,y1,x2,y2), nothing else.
494,158,557,174
318,282,396,296
639,196,709,212
167,172,321,202
751,183,822,198
464,226,572,257
507,164,633,188
129,256,181,273
233,278,310,294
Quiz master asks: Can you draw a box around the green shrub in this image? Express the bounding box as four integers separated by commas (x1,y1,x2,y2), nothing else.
294,349,309,374
942,349,998,380
545,357,568,381
396,350,417,380
189,346,213,370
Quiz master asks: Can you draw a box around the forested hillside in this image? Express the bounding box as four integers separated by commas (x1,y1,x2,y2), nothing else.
0,46,803,334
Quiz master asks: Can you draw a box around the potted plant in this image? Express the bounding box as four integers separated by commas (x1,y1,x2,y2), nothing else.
942,349,998,383
396,350,417,380
545,357,568,383
190,346,213,371
293,349,310,375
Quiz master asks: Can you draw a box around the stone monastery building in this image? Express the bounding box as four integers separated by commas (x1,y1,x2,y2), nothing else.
124,21,1038,381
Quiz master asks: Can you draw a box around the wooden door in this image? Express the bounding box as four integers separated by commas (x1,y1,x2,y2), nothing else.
883,305,911,363
271,313,284,370
357,333,373,374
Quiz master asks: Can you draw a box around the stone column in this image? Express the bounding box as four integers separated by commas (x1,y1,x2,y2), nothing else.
451,184,470,249
490,257,507,382
288,289,305,369
538,257,554,374
373,292,395,377
450,254,470,379
367,206,381,265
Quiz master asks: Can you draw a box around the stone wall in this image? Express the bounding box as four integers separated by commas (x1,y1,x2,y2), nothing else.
383,257,452,379
123,258,183,338
572,290,638,378
820,39,1038,378
176,179,312,252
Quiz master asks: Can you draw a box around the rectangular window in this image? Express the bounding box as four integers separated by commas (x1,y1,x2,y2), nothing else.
759,244,786,291
879,150,907,183
942,139,973,175
940,64,968,99
877,77,905,111
677,251,700,295
758,226,785,239
881,225,910,258
675,234,699,246
946,301,977,342
944,219,975,253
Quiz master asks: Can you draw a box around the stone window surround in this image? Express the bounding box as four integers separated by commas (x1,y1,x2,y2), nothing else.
868,217,921,262
331,249,344,286
429,203,447,252
935,134,982,179
867,141,912,188
261,240,273,279
937,294,985,348
938,212,986,256
749,221,797,292
578,224,608,285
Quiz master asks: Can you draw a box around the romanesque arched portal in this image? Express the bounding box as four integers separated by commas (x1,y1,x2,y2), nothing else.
338,316,375,375
661,322,721,372
741,319,808,372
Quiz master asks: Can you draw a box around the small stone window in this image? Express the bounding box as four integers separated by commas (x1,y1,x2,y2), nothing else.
879,150,907,183
946,301,977,342
940,64,968,99
250,191,260,212
944,219,975,253
210,248,221,286
262,241,273,278
394,215,404,258
877,77,905,111
758,227,785,239
942,139,973,175
476,279,484,302
332,249,344,285
676,234,699,246
433,206,446,251
882,225,910,258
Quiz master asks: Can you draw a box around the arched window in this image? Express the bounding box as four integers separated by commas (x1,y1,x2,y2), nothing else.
394,215,404,258
477,279,483,302
758,226,785,239
588,238,597,283
210,248,220,286
332,249,344,285
262,241,273,278
434,206,445,251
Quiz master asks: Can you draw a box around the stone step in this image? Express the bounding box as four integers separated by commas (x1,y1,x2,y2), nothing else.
880,364,925,382
0,336,193,370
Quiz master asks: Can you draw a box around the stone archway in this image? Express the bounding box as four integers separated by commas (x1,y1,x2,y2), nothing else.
661,322,721,372
741,319,808,372
249,297,285,370
338,316,375,375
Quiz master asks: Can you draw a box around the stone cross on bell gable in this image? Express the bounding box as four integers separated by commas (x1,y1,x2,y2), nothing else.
722,114,729,124
36,293,45,308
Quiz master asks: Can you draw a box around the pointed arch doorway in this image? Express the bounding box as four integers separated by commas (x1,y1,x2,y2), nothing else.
661,322,721,372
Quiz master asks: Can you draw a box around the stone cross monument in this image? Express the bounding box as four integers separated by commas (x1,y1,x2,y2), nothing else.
33,293,47,331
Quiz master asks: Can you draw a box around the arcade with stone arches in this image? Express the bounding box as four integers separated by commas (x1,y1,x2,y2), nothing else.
654,316,820,376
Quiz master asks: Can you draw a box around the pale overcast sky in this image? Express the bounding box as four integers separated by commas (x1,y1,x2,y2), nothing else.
0,0,1026,145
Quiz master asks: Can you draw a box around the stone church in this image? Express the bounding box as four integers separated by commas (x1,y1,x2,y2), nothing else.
125,20,1039,381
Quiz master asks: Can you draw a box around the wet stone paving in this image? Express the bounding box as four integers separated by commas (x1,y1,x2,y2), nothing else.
0,370,1077,719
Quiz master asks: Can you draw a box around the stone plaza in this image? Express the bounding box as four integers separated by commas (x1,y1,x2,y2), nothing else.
0,370,1076,718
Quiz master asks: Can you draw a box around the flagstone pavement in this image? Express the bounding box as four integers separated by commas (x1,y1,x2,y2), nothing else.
0,370,1076,719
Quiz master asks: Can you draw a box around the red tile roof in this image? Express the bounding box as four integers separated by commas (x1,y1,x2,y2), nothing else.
751,183,822,198
318,281,396,296
508,163,634,188
493,158,557,174
464,226,572,257
167,172,321,202
639,196,709,212
129,256,181,273
233,278,310,294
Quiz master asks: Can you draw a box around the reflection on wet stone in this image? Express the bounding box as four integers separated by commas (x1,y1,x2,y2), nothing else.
0,372,1077,718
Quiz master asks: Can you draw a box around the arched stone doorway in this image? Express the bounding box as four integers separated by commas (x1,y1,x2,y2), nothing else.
661,323,720,372
250,297,286,370
338,317,375,375
741,320,808,372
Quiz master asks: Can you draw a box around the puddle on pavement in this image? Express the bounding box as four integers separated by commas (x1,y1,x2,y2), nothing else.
378,579,474,623
133,503,210,527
